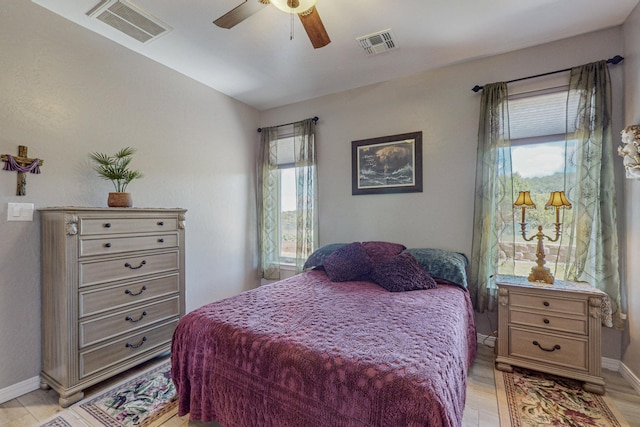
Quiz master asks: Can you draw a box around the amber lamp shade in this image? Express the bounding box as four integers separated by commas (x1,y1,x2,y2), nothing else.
514,191,536,223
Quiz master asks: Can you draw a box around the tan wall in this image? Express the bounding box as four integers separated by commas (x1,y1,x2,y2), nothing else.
260,27,626,359
0,1,259,390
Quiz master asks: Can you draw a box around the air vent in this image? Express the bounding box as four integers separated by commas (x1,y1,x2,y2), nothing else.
86,0,171,43
356,29,397,56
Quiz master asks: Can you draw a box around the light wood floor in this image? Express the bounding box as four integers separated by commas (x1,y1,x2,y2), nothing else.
1,344,639,427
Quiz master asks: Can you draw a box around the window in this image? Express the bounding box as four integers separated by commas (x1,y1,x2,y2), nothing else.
472,63,621,326
498,88,577,277
258,119,317,279
279,161,297,263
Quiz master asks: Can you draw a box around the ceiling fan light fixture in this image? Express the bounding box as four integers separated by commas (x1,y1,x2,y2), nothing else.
270,0,317,15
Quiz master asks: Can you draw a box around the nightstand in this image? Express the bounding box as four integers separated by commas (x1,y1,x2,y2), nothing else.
495,275,606,394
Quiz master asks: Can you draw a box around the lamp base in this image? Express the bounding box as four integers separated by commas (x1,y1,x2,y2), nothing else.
528,266,554,284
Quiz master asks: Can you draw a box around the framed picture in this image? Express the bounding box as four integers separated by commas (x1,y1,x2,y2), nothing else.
351,131,422,195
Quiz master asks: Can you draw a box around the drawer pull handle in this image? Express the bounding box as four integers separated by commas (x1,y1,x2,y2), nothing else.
532,340,561,352
104,223,111,228
125,285,147,296
157,221,164,226
158,238,165,243
125,311,147,323
543,301,550,307
125,336,147,349
124,260,146,270
104,243,112,248
543,318,550,324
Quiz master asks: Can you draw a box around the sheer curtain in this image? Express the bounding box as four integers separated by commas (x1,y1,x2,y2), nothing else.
292,119,318,273
470,82,513,312
470,62,624,328
562,61,622,328
257,118,318,280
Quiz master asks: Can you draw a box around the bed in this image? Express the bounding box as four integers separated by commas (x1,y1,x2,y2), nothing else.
171,242,477,427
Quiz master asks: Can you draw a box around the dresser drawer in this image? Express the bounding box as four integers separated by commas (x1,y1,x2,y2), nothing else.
510,292,586,316
509,327,587,371
80,233,179,257
80,319,178,378
79,251,179,287
510,310,587,335
79,274,179,317
79,217,178,235
80,296,180,348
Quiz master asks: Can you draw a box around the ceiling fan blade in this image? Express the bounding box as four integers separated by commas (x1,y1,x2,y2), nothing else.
214,0,267,29
298,6,330,49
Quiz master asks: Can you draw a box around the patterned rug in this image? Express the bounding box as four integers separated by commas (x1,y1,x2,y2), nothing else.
39,360,177,427
495,367,630,427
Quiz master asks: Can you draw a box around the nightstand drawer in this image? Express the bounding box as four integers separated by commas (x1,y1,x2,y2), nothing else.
79,273,180,317
510,310,587,335
80,319,178,379
80,233,178,257
509,327,587,371
79,296,180,348
510,292,586,316
80,217,178,235
79,251,179,287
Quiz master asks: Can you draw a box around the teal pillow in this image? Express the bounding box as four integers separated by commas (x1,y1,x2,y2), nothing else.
402,248,469,288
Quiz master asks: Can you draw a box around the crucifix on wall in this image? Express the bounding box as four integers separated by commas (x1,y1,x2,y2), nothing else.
1,145,44,196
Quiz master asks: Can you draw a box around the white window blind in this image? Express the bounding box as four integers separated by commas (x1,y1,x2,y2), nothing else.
271,125,295,167
508,87,578,144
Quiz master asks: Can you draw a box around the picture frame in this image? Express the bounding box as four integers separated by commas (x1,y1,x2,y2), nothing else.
351,131,423,195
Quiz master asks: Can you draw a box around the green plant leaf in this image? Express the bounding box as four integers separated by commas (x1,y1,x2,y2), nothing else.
88,147,142,192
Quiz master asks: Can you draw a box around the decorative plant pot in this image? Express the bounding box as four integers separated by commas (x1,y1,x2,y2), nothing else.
108,192,132,208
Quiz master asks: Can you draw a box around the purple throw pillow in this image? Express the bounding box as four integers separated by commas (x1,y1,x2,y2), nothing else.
361,241,406,263
323,242,374,282
371,253,437,292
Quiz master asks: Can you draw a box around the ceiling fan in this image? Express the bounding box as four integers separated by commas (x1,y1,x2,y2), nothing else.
214,0,331,49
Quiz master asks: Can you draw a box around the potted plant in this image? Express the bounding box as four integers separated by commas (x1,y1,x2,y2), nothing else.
89,147,143,207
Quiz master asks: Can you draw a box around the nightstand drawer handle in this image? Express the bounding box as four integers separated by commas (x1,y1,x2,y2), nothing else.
124,285,147,296
157,221,164,226
125,311,147,323
124,260,146,270
103,223,111,228
543,318,550,324
104,243,112,248
125,336,147,349
532,340,561,352
158,238,164,243
543,301,550,307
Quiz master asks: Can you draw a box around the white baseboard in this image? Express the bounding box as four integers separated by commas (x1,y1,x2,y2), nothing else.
601,357,620,372
619,361,640,395
0,376,40,405
477,332,496,347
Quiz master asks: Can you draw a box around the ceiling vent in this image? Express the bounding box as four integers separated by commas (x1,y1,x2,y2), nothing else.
356,29,397,56
86,0,171,43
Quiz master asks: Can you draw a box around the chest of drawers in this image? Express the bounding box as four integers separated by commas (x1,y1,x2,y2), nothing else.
39,207,186,407
495,275,606,394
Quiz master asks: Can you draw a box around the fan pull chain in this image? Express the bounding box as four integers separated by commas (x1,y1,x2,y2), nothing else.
290,8,294,40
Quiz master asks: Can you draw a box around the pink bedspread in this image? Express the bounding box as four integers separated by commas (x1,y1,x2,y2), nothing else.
171,270,477,427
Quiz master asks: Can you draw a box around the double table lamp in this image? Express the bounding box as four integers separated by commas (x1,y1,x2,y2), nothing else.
513,191,572,284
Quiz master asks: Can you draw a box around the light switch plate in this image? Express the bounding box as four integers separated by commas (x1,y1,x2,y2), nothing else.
7,202,35,221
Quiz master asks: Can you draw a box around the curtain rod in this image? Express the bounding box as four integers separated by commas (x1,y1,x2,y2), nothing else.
471,55,624,93
257,116,319,133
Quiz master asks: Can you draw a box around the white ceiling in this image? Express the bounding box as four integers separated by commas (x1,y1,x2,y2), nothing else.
32,0,639,111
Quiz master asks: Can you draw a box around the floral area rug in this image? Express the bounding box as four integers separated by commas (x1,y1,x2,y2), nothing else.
39,360,177,427
495,367,629,427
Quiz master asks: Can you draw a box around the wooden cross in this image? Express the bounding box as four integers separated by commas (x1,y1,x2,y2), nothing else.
1,145,44,196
